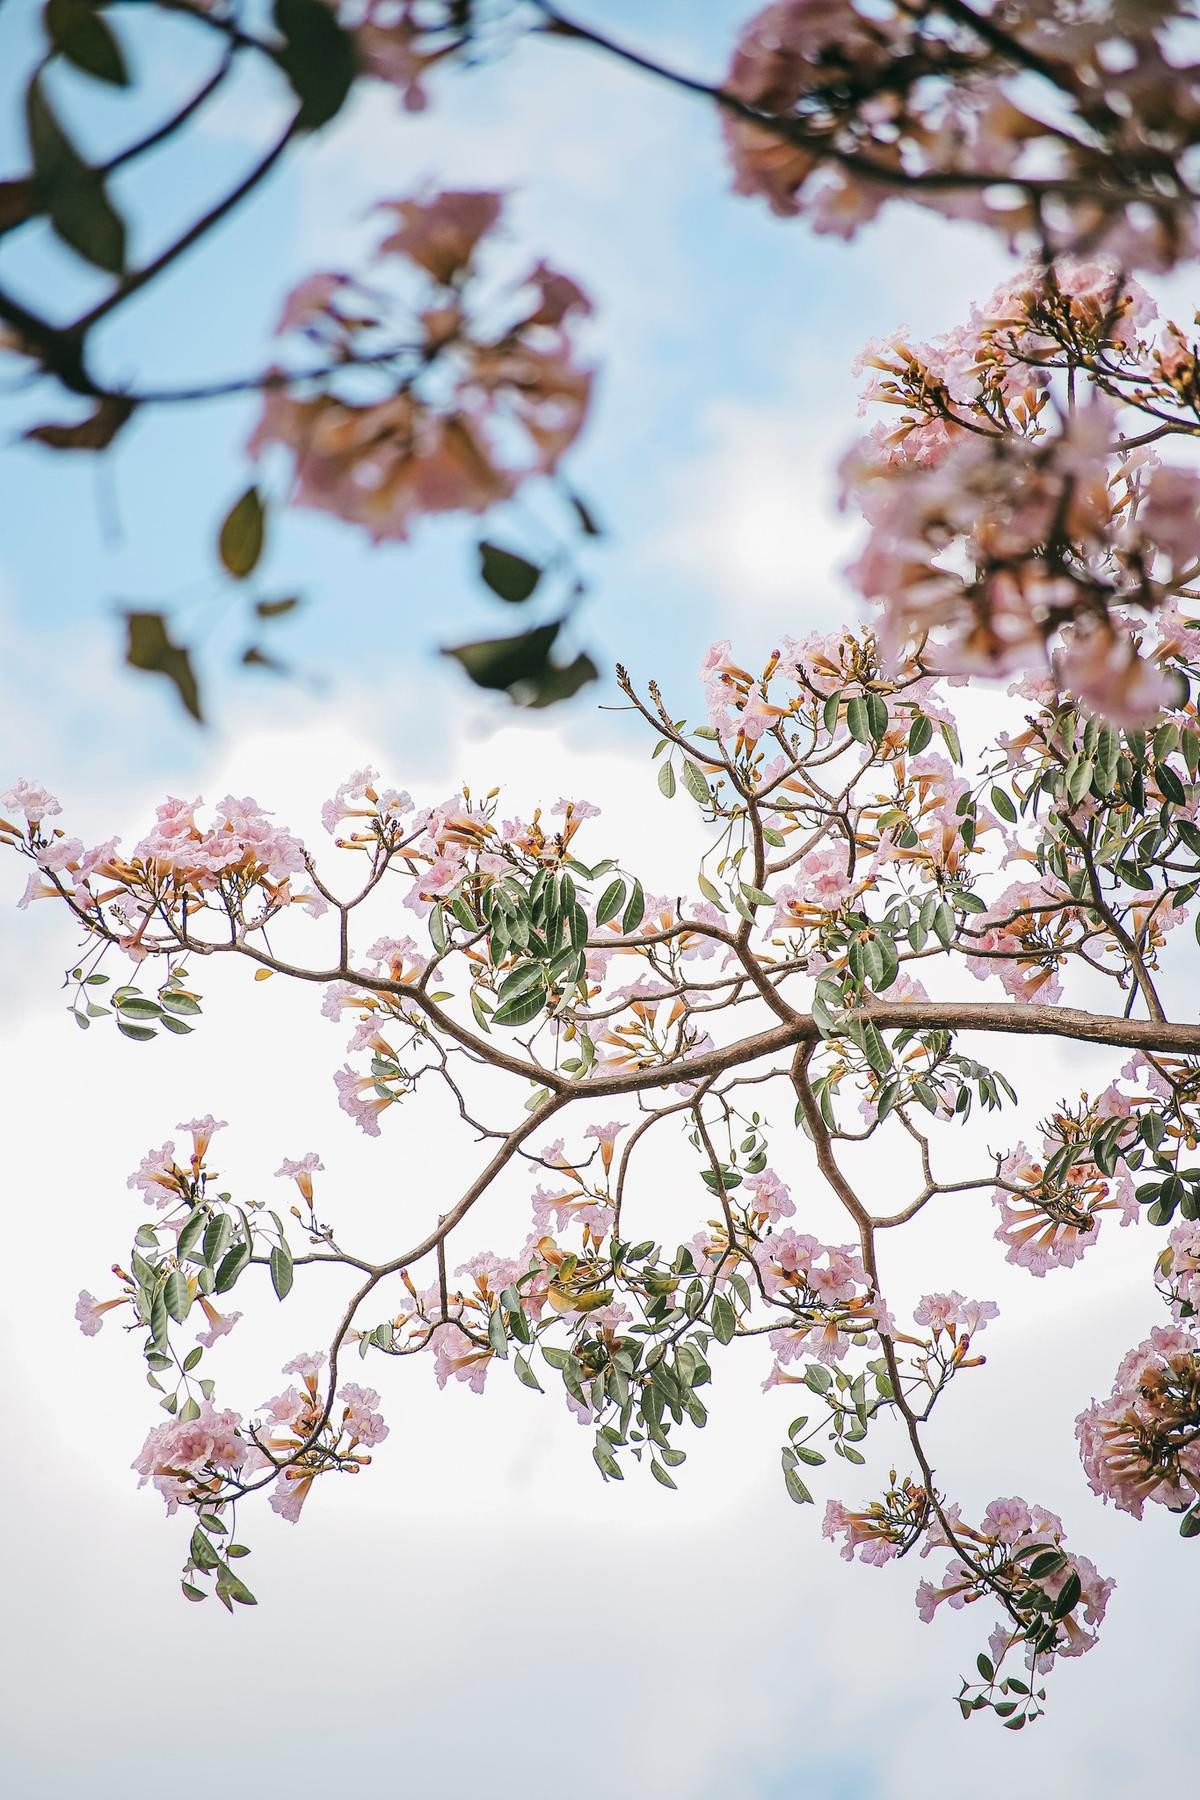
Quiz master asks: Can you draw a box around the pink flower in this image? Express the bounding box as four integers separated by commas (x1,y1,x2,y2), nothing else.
338,1382,389,1447
196,1299,241,1348
552,797,601,821
376,189,504,284
0,778,61,824
276,1152,324,1203
743,1166,795,1223
177,1115,226,1163
133,1401,250,1514
430,1322,491,1394
281,1350,326,1382
913,1292,999,1336
334,1064,389,1137
75,1289,123,1337
127,1142,184,1210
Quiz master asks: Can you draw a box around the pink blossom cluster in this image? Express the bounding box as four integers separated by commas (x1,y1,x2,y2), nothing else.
251,191,592,545
722,3,1200,268
845,259,1200,721
133,1401,251,1515
992,1143,1137,1276
914,1496,1113,1667
912,1292,998,1339
1076,1324,1200,1519
754,1231,891,1368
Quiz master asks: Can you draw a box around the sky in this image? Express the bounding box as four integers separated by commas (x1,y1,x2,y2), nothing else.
0,4,1197,1796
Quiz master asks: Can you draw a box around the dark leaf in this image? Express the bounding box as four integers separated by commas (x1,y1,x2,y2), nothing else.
255,595,300,619
25,395,133,451
219,486,265,579
478,541,542,603
0,178,35,234
524,652,598,709
125,611,202,721
46,0,130,85
442,622,563,697
26,76,125,271
272,0,358,131
567,491,602,536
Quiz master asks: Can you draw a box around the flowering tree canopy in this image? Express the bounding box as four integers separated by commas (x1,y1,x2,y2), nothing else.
6,0,1200,713
10,0,1200,1740
9,606,1200,1725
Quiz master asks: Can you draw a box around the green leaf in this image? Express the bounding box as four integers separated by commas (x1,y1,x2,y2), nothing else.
116,1018,157,1043
219,486,266,580
162,1268,191,1324
711,1294,736,1345
114,994,162,1019
189,1528,221,1572
46,0,129,86
160,991,201,1017
26,76,125,272
658,760,676,799
492,986,547,1029
681,761,710,805
124,611,202,722
202,1213,232,1270
513,1352,543,1392
939,719,963,764
990,784,1017,824
487,1308,508,1359
158,1013,194,1036
149,1283,169,1350
621,880,645,934
907,714,933,755
442,621,560,694
594,877,626,927
1051,1570,1082,1618
214,1238,250,1296
176,1207,207,1261
783,1467,813,1505
697,873,726,912
650,1458,677,1490
215,1569,257,1607
272,0,358,131
478,541,542,603
845,695,873,744
496,961,544,1005
269,1242,293,1300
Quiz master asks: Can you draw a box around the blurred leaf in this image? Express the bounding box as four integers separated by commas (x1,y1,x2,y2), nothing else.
25,395,133,451
272,0,357,131
125,611,202,721
242,645,287,673
46,0,130,85
567,491,603,537
26,76,125,271
443,621,560,693
524,652,598,709
478,541,542,603
0,177,35,234
255,595,300,619
219,486,265,579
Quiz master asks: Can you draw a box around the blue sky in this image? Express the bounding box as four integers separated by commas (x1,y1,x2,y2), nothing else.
2,7,1196,1798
